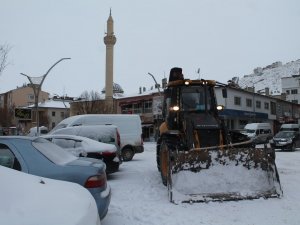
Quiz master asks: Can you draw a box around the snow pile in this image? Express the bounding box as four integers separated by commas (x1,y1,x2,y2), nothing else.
0,165,100,225
173,166,273,195
103,142,300,225
171,150,281,202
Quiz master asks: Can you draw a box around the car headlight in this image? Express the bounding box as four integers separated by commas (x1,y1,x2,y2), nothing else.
287,139,293,144
269,139,274,144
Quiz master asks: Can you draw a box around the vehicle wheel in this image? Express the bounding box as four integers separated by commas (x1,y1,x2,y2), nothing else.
122,148,134,161
156,138,162,171
160,141,169,186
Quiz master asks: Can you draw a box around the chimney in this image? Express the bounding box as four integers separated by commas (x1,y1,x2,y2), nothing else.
143,87,146,92
139,87,142,94
265,87,270,96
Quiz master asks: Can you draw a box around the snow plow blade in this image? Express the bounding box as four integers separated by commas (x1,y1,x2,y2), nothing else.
168,145,282,203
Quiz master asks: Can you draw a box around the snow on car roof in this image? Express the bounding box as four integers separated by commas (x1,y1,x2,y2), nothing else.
0,165,100,225
42,134,117,152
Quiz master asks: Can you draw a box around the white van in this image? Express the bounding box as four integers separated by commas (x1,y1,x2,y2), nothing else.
50,114,144,161
279,124,300,132
243,123,273,144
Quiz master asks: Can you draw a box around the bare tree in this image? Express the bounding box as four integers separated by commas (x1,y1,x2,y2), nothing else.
0,44,11,76
78,90,102,113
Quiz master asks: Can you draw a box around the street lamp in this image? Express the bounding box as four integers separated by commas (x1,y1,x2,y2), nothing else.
147,72,162,96
251,78,264,121
21,57,71,136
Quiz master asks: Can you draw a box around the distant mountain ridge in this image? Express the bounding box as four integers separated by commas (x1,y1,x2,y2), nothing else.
237,59,300,95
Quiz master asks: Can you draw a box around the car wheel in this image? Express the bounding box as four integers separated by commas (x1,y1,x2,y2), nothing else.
122,147,134,161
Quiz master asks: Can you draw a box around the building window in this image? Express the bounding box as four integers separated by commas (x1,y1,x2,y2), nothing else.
52,111,56,117
28,94,34,100
133,103,142,114
246,99,252,107
291,89,298,94
121,104,133,114
256,101,261,109
264,102,269,110
270,102,276,115
60,112,65,118
52,122,55,129
286,90,290,95
234,96,241,106
292,100,298,104
144,100,152,113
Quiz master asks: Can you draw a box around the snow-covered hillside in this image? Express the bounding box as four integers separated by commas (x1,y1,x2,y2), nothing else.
238,59,300,95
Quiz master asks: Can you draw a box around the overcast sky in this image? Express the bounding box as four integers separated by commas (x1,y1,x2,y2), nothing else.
1,0,300,97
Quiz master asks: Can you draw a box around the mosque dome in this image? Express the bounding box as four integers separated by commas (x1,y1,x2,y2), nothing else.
102,82,124,94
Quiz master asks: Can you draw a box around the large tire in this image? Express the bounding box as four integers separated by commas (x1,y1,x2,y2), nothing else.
156,138,162,171
160,141,169,186
122,147,134,161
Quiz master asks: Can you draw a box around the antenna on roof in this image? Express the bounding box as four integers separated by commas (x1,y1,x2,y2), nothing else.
197,68,200,80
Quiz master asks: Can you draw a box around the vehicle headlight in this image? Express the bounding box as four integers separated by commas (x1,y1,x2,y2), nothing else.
287,139,293,144
171,106,179,111
269,139,274,144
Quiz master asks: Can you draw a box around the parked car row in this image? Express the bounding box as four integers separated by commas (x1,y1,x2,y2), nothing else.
50,114,144,161
238,122,300,152
0,136,111,220
1,114,144,223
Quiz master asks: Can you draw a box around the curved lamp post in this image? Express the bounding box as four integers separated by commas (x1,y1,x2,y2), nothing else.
21,57,71,136
147,72,161,96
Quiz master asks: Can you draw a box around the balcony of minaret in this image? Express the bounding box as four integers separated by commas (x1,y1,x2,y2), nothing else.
104,34,117,46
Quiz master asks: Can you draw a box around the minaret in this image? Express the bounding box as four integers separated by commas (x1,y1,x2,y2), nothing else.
103,9,117,103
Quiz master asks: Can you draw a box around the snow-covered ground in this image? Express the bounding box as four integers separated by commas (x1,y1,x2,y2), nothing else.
103,142,300,225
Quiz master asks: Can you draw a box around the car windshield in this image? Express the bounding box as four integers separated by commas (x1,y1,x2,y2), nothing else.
275,131,296,138
246,129,255,134
181,86,210,111
32,137,78,165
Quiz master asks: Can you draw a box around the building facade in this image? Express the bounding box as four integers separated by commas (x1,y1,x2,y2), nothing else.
0,85,49,131
28,98,71,131
282,74,300,104
113,85,300,140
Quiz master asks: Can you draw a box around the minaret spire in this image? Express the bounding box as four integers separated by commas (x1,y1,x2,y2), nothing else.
104,9,117,111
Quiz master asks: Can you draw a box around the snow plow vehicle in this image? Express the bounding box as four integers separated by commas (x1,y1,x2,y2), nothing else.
156,67,282,203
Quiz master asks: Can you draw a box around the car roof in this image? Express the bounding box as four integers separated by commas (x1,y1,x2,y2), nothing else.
42,134,94,141
0,136,37,140
41,134,117,151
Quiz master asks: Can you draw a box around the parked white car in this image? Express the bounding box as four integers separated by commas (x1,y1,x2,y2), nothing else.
51,114,144,161
0,165,101,225
27,126,49,136
42,134,121,174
